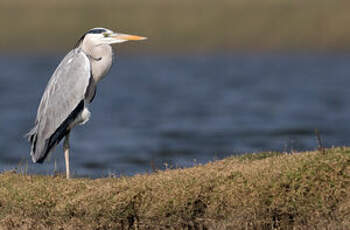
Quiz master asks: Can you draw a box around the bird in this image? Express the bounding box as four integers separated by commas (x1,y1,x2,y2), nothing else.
26,27,146,179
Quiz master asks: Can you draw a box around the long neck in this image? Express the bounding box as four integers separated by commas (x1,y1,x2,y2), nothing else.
81,42,113,83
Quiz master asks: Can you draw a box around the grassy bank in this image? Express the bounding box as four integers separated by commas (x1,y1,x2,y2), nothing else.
1,0,350,53
0,147,349,229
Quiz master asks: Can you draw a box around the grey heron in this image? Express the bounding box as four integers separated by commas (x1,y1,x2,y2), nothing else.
26,27,146,179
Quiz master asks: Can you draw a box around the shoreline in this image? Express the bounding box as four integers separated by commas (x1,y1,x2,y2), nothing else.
1,0,350,53
0,147,349,229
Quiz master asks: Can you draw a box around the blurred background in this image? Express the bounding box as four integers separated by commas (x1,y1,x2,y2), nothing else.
1,0,350,177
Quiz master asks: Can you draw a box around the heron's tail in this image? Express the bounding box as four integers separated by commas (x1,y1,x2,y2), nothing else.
26,123,69,164
26,125,50,163
25,126,42,163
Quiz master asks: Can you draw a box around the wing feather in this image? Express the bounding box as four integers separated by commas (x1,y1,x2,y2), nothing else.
28,48,92,163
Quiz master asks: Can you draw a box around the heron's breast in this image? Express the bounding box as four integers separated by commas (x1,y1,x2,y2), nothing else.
91,46,113,83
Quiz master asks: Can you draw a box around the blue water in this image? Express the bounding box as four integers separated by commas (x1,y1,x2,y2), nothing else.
0,53,349,177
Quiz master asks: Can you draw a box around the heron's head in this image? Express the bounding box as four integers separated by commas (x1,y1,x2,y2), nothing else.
75,27,147,48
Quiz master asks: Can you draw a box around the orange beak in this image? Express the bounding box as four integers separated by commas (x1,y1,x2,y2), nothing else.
112,33,147,41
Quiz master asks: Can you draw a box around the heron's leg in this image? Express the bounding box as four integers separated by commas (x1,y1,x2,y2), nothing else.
63,131,71,179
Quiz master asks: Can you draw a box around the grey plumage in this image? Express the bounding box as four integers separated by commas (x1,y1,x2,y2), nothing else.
27,49,93,163
26,27,146,178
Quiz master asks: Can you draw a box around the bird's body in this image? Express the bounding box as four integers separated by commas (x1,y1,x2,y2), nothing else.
27,48,94,163
27,28,146,178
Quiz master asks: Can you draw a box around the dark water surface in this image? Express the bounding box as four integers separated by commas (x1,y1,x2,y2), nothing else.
0,53,349,177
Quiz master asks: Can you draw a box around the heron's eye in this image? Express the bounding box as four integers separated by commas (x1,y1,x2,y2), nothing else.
103,33,109,37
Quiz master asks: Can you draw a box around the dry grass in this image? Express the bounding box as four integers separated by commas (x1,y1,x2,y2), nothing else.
0,147,349,229
1,0,350,53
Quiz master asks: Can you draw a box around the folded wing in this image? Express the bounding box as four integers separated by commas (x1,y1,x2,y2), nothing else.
27,48,93,163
